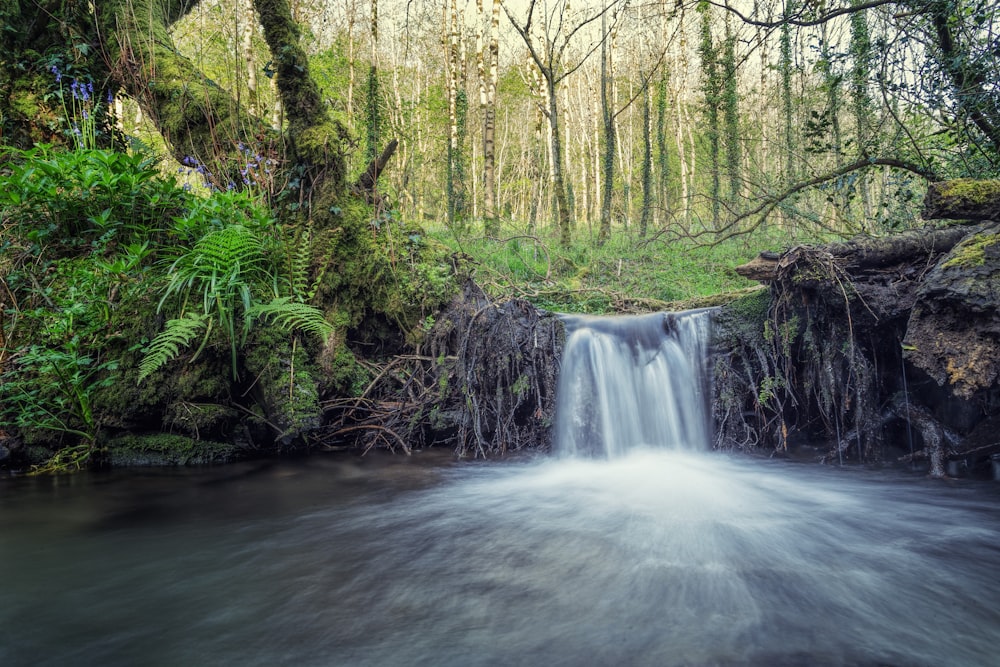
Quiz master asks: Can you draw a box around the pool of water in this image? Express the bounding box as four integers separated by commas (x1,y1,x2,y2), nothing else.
3,449,1000,666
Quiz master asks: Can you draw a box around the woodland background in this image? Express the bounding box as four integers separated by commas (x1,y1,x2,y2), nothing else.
161,0,997,244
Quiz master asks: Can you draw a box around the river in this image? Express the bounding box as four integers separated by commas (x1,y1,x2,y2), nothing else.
3,449,1000,667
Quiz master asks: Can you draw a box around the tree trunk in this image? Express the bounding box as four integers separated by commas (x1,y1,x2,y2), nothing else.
598,6,615,245
548,78,573,246
639,83,653,238
735,223,986,282
479,0,501,236
102,0,268,177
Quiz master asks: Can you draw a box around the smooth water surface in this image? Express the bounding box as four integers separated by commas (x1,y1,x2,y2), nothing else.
3,450,1000,667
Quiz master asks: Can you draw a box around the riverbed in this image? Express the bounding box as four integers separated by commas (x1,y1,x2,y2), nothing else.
3,449,1000,666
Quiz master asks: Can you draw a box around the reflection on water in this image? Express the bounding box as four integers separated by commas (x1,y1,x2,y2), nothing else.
3,450,1000,666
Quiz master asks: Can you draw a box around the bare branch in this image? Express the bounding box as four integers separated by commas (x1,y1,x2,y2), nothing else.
698,0,903,29
724,157,938,237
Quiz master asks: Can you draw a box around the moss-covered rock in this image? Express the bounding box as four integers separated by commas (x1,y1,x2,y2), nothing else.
106,434,244,466
242,326,322,446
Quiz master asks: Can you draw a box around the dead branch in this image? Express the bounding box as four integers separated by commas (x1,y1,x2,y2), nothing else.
353,138,399,194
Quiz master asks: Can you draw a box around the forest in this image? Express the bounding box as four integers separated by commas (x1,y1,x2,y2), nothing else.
0,0,998,473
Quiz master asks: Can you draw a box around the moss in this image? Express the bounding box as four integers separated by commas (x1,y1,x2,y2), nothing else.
935,178,1000,206
242,326,322,445
106,433,242,466
715,288,771,348
942,232,1000,269
296,121,349,172
320,343,370,396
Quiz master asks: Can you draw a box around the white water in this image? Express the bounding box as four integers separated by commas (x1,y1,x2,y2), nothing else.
3,453,1000,666
555,310,713,456
4,309,1000,665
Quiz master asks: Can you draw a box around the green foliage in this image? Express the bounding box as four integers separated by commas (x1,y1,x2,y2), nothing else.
0,337,118,467
432,224,762,314
138,312,210,382
155,223,268,377
0,140,335,466
0,145,189,253
248,297,334,339
144,220,332,380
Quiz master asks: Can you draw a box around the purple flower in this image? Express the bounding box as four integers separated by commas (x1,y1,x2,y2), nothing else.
70,80,92,102
182,156,198,167
50,65,62,83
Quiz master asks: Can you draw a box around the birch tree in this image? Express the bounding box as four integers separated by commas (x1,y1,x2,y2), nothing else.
501,0,626,245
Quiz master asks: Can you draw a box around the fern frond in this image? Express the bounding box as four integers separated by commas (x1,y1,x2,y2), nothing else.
289,226,312,301
248,297,333,340
138,312,209,382
194,224,264,271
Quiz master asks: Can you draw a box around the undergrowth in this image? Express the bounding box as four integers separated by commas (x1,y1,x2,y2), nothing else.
428,222,803,313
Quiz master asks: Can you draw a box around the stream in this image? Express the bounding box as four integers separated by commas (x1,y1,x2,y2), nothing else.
3,449,1000,666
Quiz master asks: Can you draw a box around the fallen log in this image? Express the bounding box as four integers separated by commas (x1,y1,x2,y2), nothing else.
734,223,986,283
923,179,1000,221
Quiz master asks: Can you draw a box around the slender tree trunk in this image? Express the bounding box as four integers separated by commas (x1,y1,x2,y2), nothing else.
722,16,740,209
598,6,615,244
780,0,795,184
655,68,670,228
479,0,501,236
548,77,573,246
640,82,653,237
698,4,721,229
238,0,259,116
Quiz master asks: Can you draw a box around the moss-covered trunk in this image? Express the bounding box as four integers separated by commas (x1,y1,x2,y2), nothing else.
1,0,464,470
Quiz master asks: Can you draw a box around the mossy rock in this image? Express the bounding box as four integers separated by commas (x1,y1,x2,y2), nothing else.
713,287,772,348
242,326,322,446
105,434,244,467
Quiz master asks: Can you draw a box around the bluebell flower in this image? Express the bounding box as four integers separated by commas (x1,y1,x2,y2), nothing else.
50,65,62,83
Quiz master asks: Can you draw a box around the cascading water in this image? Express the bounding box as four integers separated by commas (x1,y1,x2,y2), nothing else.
5,311,1000,666
554,309,714,457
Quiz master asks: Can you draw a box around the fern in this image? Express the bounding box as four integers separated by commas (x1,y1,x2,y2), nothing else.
159,224,267,377
287,223,330,302
248,297,333,340
161,224,266,316
138,312,209,382
289,226,312,301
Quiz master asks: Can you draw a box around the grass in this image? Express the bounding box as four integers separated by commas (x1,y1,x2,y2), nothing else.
428,220,795,314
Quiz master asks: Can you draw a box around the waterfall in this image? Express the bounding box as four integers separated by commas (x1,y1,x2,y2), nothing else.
554,309,714,457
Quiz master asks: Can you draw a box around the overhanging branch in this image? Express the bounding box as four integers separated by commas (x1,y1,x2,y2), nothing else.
726,157,937,235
